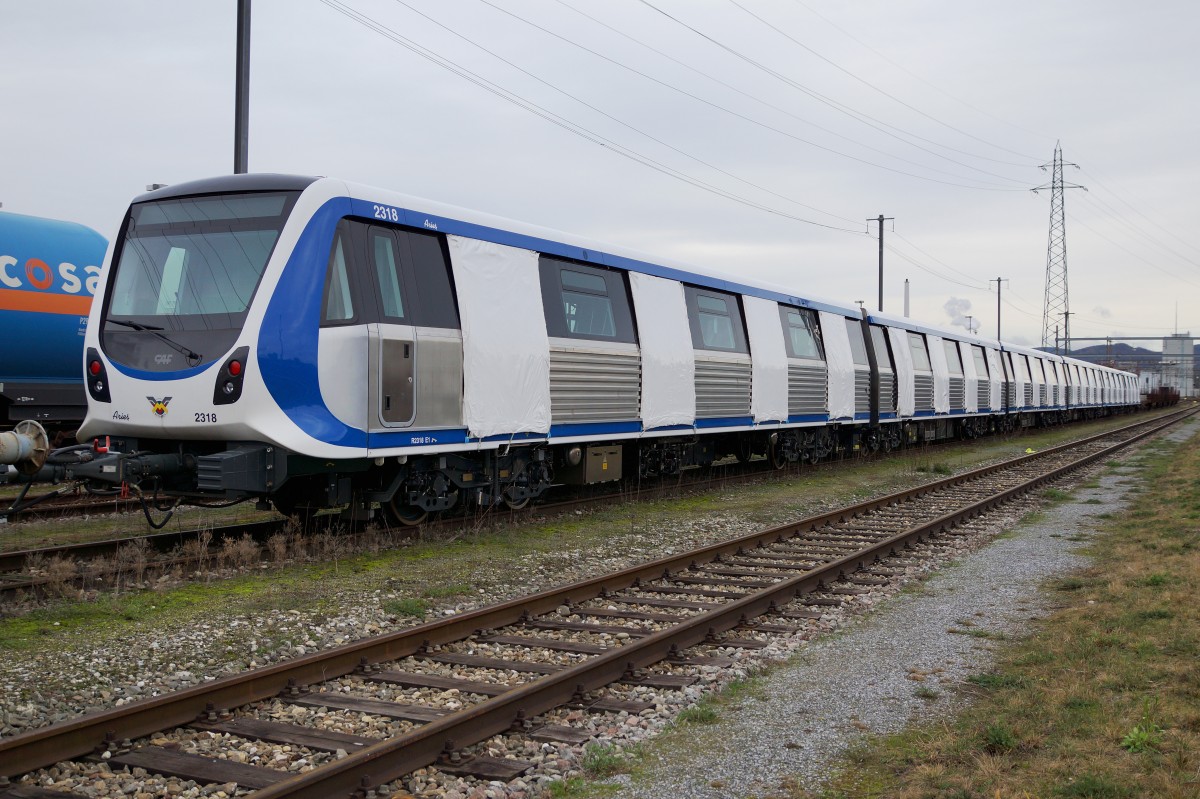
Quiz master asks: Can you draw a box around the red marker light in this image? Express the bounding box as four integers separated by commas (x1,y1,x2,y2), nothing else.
228,360,242,376
89,360,102,375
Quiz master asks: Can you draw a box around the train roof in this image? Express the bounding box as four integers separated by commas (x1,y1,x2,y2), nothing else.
133,174,319,204
334,177,867,319
124,174,1137,382
134,173,862,318
865,310,1000,347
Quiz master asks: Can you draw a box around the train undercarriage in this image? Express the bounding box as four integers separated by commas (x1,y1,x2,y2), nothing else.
47,406,1133,528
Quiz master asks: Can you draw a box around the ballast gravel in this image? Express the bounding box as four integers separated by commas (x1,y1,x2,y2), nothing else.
604,429,1190,799
0,421,1188,798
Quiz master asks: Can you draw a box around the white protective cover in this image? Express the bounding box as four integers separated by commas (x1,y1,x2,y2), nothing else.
818,311,856,420
743,296,789,423
888,326,916,417
986,348,1003,409
927,334,950,414
447,236,551,438
961,341,979,413
628,272,696,428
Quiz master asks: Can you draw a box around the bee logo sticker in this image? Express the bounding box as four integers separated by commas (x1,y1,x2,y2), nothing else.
147,396,172,417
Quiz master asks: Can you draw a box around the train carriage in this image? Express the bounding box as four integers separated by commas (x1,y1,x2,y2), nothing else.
64,174,1140,522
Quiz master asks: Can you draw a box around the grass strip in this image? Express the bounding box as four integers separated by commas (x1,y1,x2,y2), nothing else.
809,429,1200,799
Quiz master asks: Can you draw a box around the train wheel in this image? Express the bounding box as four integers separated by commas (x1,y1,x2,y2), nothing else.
768,442,788,470
385,496,429,527
502,488,532,510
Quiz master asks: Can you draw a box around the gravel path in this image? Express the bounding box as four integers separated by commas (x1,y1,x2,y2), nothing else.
603,423,1192,799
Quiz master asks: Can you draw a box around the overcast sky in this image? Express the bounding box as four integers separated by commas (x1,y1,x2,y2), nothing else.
4,0,1198,347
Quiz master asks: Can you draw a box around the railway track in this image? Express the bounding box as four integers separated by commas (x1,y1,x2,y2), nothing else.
0,490,138,524
0,411,1179,601
0,408,1189,797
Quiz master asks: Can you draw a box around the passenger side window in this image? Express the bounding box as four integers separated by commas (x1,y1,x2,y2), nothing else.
562,270,616,337
538,257,636,343
943,340,964,375
845,319,869,366
780,307,824,359
869,325,893,370
971,346,989,378
698,295,735,349
684,286,748,353
321,229,356,324
908,332,932,371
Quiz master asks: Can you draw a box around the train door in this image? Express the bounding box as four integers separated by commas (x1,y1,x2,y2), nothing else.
364,225,417,426
361,224,463,438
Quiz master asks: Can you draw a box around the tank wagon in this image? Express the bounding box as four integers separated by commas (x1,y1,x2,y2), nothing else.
63,175,1138,523
0,210,107,428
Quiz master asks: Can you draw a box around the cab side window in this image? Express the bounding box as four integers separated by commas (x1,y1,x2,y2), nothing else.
321,225,357,325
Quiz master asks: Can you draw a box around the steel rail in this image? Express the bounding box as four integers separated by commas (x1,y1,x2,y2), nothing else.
0,408,1190,785
247,407,1196,797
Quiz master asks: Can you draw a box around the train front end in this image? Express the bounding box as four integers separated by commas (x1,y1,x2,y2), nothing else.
72,175,325,499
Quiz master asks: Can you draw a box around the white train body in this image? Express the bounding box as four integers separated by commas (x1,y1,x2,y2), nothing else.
73,175,1140,521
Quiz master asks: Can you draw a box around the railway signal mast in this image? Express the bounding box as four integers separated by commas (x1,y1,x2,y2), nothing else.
1033,142,1085,354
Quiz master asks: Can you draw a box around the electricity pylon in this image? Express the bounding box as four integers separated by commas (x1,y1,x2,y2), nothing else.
1033,142,1085,352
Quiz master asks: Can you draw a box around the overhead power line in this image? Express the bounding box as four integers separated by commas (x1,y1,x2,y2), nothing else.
552,0,1024,187
1073,186,1200,272
478,0,1026,191
319,0,865,232
883,242,988,291
636,0,1035,178
789,0,1052,148
727,0,1040,165
387,0,860,227
1066,211,1200,289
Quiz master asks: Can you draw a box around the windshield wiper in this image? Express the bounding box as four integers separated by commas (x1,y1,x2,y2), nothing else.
107,318,203,365
108,318,164,331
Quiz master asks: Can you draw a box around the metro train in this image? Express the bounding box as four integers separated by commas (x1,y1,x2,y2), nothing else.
62,174,1138,524
0,211,107,431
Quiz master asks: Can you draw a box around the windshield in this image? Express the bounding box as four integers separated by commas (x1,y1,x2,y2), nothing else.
107,192,296,329
101,191,298,371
